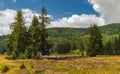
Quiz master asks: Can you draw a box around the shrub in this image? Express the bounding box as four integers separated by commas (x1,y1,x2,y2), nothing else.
20,64,26,69
18,53,27,59
73,49,81,55
35,70,45,74
2,66,9,73
11,52,17,60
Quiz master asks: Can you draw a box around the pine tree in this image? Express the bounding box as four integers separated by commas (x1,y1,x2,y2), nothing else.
27,15,41,58
87,24,104,56
39,7,51,55
7,10,27,59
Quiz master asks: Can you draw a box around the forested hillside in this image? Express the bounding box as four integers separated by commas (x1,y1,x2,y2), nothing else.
0,23,120,54
48,23,120,37
100,23,120,35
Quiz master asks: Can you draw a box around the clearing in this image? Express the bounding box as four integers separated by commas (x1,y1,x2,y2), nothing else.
0,55,120,74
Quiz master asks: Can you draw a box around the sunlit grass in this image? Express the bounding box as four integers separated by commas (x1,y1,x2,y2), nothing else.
0,55,120,74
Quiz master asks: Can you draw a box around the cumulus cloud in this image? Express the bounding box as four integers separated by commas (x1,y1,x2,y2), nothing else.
22,9,39,27
0,9,39,35
0,9,17,35
0,8,52,35
88,0,120,24
0,8,105,35
49,14,105,28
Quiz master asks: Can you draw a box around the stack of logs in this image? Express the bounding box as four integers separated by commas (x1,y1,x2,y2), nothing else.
38,55,87,60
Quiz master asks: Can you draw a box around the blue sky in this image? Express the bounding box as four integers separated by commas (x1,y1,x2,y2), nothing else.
0,0,99,19
0,0,119,35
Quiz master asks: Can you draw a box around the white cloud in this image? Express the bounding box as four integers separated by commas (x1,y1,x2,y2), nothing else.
49,14,105,28
0,9,39,35
0,9,17,35
22,9,39,27
88,0,120,24
0,8,105,35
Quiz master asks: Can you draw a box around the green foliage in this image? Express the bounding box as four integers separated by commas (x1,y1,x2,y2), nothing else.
72,49,81,55
11,51,17,60
2,65,9,73
27,15,41,58
35,70,45,74
56,40,71,54
26,7,51,58
39,7,51,55
87,24,104,56
6,7,51,59
20,64,26,69
104,35,120,55
0,21,120,56
7,10,27,59
100,23,120,35
18,53,27,59
0,35,8,54
76,38,85,55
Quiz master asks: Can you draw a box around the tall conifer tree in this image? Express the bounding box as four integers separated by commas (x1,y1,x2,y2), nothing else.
8,10,27,59
87,24,103,56
39,7,51,55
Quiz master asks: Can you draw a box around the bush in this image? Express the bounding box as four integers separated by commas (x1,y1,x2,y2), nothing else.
18,53,27,59
73,49,81,55
11,52,17,60
20,64,26,69
2,66,9,73
35,70,45,74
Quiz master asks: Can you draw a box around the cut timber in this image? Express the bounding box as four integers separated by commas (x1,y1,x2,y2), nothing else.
37,55,87,60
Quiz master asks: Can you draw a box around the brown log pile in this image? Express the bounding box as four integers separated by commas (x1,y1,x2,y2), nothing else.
37,55,87,60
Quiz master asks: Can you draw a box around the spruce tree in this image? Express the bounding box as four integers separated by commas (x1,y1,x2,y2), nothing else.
27,15,41,58
87,24,104,56
39,7,51,55
8,10,27,59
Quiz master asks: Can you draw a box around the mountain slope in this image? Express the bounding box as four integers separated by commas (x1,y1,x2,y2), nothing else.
0,23,120,54
100,23,120,35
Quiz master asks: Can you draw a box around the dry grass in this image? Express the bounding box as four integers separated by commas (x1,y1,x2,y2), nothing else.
0,55,120,74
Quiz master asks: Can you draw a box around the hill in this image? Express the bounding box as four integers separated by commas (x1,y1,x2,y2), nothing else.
48,23,120,37
0,23,120,54
100,23,120,35
47,23,120,42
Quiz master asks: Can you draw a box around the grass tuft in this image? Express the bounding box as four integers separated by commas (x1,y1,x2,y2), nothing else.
2,65,9,73
20,63,26,69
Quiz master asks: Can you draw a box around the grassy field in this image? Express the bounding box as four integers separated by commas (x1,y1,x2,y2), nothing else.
0,55,120,74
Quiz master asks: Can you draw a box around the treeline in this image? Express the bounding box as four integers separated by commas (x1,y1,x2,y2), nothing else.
104,35,120,55
0,7,119,58
0,35,8,54
51,25,120,56
100,23,120,35
7,7,51,59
